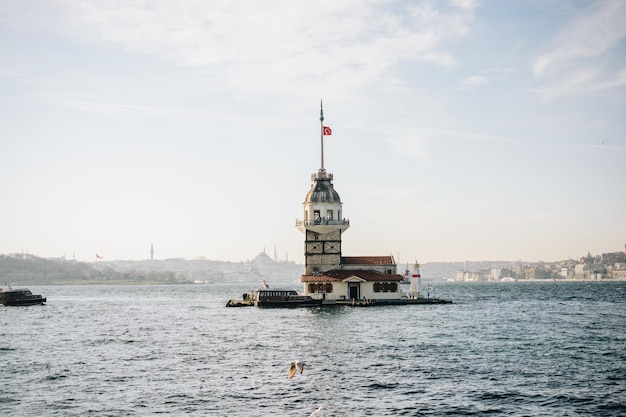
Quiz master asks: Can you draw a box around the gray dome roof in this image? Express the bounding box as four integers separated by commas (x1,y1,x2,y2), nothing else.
304,178,341,203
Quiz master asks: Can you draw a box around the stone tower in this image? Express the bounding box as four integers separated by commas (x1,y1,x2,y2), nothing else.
295,102,349,274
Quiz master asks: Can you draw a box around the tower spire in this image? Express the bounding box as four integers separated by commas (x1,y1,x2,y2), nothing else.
320,100,325,171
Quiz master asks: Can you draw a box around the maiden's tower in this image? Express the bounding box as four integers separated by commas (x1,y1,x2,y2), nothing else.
295,103,407,304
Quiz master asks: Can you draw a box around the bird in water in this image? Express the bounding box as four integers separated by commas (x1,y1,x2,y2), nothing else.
288,361,306,379
309,403,326,416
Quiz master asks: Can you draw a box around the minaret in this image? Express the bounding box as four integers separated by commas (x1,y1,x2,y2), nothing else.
150,244,154,261
296,102,349,275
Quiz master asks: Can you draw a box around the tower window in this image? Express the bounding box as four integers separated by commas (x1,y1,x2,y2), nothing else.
308,283,333,293
374,282,398,293
326,210,333,220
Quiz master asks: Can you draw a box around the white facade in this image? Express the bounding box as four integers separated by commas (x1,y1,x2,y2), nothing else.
304,277,402,301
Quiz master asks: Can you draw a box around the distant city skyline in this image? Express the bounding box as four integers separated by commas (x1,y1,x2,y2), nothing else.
1,1,625,263
7,242,626,266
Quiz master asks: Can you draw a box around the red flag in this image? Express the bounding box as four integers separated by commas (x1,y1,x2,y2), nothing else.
323,126,332,136
96,254,103,259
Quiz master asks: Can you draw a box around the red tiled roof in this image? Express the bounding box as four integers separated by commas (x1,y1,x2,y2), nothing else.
301,269,403,282
341,256,395,265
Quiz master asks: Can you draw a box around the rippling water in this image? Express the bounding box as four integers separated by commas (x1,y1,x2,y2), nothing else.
1,281,625,416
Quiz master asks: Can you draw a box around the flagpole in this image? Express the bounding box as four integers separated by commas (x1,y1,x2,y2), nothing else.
320,100,324,171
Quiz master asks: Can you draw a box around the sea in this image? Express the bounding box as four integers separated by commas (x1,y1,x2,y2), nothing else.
1,281,625,417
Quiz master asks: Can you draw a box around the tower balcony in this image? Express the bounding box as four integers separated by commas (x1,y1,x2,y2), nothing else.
312,170,333,181
295,218,350,234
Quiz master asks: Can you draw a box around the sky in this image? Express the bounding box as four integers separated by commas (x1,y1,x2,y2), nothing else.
1,0,625,264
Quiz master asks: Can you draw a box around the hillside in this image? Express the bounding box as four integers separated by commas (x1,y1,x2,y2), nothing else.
1,252,532,285
0,252,303,285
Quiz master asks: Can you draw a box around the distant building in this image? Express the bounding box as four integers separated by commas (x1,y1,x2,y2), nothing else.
574,263,589,278
612,265,626,280
500,268,516,279
602,251,626,265
524,264,551,280
574,263,605,280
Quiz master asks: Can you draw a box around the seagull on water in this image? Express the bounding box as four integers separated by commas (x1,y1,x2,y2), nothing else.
309,403,326,416
288,361,306,379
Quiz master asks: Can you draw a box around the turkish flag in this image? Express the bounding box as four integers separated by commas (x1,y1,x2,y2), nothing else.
323,126,332,135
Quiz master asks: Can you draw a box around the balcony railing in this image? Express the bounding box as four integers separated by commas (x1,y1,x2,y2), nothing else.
295,218,350,227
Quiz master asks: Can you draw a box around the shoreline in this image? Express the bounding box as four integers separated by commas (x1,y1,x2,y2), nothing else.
5,277,626,286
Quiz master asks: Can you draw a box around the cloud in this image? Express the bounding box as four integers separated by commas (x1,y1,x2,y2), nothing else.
387,126,516,161
568,142,626,152
460,67,510,87
44,0,476,94
595,67,626,90
387,135,431,161
460,75,489,86
532,1,626,77
0,68,24,78
534,65,626,100
532,0,626,99
448,0,480,10
418,127,515,144
52,98,207,119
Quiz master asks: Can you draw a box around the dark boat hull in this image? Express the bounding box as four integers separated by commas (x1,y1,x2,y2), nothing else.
0,288,47,306
3,296,47,306
257,298,323,308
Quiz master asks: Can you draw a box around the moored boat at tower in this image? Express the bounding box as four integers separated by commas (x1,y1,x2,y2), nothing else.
226,288,323,307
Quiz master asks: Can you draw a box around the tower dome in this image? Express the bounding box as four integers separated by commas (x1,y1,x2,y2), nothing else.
297,168,348,234
304,170,341,203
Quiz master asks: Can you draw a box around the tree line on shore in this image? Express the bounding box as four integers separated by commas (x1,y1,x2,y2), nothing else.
0,254,186,284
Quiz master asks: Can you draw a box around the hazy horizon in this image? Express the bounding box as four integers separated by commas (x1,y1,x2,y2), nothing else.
2,1,625,264
2,247,619,266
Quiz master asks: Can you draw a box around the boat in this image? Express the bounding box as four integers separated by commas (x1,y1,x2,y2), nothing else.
0,286,47,306
226,289,323,308
399,263,411,286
